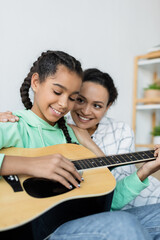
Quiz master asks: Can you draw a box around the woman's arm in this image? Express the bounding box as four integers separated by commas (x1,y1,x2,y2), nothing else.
0,111,19,122
70,125,105,157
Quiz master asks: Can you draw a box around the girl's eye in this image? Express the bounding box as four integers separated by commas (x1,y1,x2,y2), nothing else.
54,91,61,95
69,97,76,102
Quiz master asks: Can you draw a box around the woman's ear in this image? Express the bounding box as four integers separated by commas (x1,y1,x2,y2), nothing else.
31,73,40,92
105,103,112,114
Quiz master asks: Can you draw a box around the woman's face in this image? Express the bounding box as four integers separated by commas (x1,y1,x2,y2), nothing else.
71,81,111,131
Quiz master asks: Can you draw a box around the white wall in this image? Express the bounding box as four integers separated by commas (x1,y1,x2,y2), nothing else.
0,0,160,126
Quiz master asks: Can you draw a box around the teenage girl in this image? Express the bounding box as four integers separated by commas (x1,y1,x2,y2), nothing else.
1,53,160,240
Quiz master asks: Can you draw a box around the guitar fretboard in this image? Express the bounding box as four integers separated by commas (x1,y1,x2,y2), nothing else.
72,150,155,170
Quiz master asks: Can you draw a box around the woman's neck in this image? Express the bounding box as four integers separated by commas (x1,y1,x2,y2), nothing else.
87,124,98,136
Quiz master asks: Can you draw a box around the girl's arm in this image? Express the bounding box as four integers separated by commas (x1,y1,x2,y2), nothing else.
0,154,82,189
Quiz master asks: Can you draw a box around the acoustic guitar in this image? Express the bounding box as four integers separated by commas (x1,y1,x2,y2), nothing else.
0,144,156,240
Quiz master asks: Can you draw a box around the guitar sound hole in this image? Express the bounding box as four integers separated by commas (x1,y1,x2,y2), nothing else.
23,178,75,198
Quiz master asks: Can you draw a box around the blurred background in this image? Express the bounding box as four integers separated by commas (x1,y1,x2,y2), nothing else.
0,0,160,128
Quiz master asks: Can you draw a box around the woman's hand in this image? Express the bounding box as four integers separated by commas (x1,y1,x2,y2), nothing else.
0,111,19,122
137,144,160,181
1,154,82,189
70,125,105,157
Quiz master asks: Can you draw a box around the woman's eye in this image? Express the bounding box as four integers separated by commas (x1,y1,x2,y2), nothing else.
94,104,102,109
76,98,84,104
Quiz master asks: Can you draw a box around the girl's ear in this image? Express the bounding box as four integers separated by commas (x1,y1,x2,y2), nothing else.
31,73,40,92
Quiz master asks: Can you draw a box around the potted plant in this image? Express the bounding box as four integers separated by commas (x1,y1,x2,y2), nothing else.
144,82,160,100
151,125,160,144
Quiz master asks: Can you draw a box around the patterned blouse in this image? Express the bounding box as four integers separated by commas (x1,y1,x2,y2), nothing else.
67,113,160,209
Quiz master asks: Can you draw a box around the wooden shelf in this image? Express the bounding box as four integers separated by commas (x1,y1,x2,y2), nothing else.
136,98,160,104
135,144,154,149
136,51,160,60
132,51,160,149
138,58,160,66
136,104,160,110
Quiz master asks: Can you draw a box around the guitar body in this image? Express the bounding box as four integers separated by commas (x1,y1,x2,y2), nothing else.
0,144,116,240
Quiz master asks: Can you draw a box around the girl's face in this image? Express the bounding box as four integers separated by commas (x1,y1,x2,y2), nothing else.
31,65,82,125
71,81,111,132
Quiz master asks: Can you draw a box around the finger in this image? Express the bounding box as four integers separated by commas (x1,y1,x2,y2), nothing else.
154,144,160,150
55,167,81,188
51,173,74,189
6,116,19,122
62,158,82,182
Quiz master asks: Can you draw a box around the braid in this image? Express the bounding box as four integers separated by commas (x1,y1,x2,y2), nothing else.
20,50,82,110
20,50,82,143
20,54,44,109
57,117,72,143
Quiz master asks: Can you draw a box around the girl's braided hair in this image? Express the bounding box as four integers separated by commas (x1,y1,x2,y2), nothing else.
83,68,118,106
20,50,83,143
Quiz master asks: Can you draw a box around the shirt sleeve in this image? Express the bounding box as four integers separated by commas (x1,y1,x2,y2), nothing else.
0,154,5,169
111,171,149,210
0,122,22,171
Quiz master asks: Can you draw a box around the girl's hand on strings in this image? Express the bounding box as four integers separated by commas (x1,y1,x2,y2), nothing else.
28,154,83,189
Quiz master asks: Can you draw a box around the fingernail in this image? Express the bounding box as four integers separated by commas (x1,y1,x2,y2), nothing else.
2,119,8,122
69,185,73,189
77,184,80,188
15,117,19,120
11,118,15,122
81,177,84,181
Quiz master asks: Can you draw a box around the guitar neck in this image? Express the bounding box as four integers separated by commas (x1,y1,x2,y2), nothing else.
73,150,156,170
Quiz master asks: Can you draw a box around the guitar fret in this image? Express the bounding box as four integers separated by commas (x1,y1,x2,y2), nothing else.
77,160,88,169
142,151,154,158
125,153,137,161
84,159,94,168
93,157,105,167
105,156,121,166
136,152,149,160
99,157,108,166
73,161,83,170
88,158,99,168
115,155,127,163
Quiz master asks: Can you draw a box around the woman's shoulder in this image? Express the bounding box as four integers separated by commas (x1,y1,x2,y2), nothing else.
99,115,133,133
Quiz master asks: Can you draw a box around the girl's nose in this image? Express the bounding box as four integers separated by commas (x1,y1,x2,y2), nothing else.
58,96,68,109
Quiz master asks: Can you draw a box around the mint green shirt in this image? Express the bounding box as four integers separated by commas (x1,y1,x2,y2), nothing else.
0,110,149,210
0,110,78,166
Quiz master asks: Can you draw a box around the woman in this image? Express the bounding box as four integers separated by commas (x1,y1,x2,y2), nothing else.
68,68,160,209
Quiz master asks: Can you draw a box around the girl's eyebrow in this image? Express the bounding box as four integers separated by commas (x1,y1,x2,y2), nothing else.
53,83,79,95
